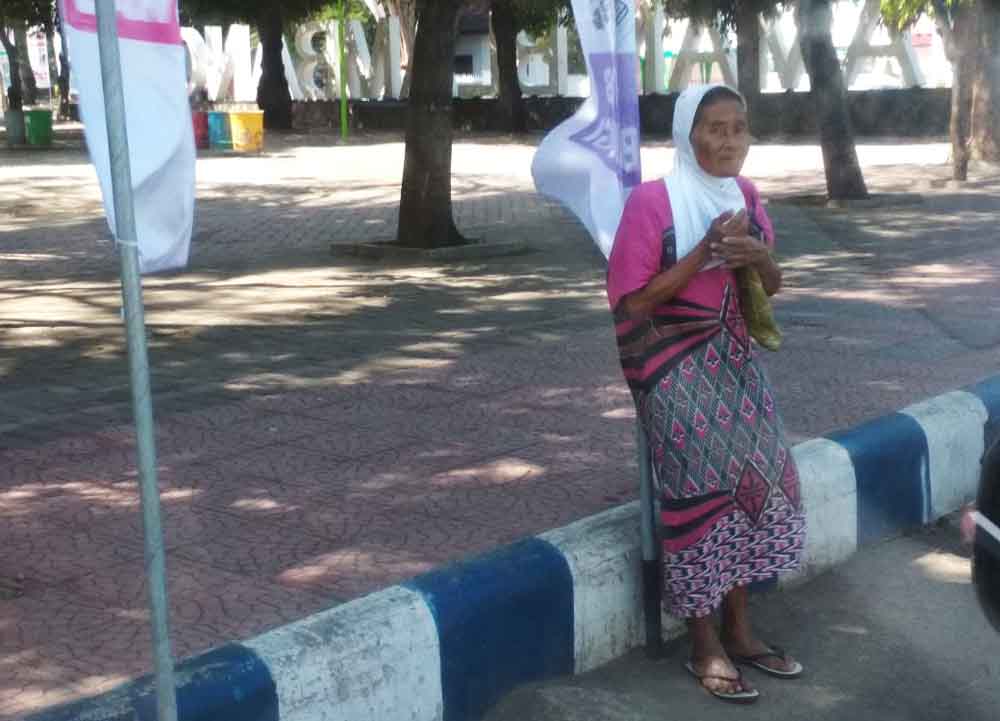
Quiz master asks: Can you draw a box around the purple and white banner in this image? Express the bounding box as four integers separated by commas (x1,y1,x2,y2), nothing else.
531,0,641,258
61,0,195,274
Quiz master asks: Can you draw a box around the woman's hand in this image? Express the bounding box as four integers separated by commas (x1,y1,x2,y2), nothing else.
620,213,741,319
711,235,770,270
706,209,782,294
698,210,746,266
704,210,747,246
713,233,783,296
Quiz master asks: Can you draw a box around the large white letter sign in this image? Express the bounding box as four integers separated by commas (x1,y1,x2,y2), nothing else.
531,0,642,259
61,0,195,274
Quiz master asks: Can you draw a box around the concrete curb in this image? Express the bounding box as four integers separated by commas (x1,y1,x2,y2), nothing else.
29,374,1000,721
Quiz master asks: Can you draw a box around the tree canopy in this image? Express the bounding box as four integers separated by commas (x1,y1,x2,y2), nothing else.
0,0,52,30
879,0,957,31
659,0,783,30
180,0,328,26
505,0,567,39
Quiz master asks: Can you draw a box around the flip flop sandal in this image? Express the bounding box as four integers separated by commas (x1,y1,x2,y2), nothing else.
730,644,804,678
684,661,760,704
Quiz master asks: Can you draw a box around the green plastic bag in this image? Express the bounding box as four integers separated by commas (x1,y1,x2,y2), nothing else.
735,264,782,351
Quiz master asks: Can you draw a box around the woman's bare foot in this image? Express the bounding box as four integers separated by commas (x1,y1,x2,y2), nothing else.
688,616,755,696
961,503,978,546
722,635,801,674
721,586,801,674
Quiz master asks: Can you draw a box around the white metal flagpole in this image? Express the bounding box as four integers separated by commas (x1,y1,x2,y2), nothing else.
93,2,178,720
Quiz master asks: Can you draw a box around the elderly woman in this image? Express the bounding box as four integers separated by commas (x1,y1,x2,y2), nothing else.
607,84,806,703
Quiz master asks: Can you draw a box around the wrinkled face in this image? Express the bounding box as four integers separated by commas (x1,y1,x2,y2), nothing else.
690,98,750,178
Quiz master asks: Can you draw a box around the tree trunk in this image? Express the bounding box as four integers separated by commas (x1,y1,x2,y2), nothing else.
57,23,71,120
931,0,956,61
388,0,418,99
0,22,22,111
45,26,59,107
797,0,868,200
256,5,292,130
735,2,761,131
950,3,976,179
969,0,1000,162
491,1,525,132
15,25,38,107
369,17,389,99
397,0,465,248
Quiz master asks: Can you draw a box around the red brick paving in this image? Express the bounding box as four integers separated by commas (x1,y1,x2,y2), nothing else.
2,131,999,718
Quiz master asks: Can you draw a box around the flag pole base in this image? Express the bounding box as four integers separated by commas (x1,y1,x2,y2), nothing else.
642,558,663,658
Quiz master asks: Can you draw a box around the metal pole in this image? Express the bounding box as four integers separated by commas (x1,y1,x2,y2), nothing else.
93,3,178,720
339,0,349,140
637,419,663,658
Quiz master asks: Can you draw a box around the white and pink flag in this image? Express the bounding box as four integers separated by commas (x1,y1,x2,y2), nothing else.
531,0,642,259
60,0,195,273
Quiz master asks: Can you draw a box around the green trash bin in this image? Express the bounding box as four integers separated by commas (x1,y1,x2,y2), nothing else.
25,109,53,147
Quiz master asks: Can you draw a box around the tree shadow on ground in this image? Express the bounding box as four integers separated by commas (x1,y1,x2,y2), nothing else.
3,167,999,436
4,142,1000,717
0,176,611,443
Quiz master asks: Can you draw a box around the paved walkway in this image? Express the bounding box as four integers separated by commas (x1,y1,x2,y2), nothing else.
485,519,1000,721
1,126,999,718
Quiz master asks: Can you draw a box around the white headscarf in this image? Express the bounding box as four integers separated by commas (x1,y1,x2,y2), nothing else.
665,84,748,264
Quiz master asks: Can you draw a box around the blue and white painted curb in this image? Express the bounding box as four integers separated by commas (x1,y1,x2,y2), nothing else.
29,375,1000,721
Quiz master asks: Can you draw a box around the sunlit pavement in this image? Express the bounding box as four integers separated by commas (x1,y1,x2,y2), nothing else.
485,519,1000,721
1,127,998,718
